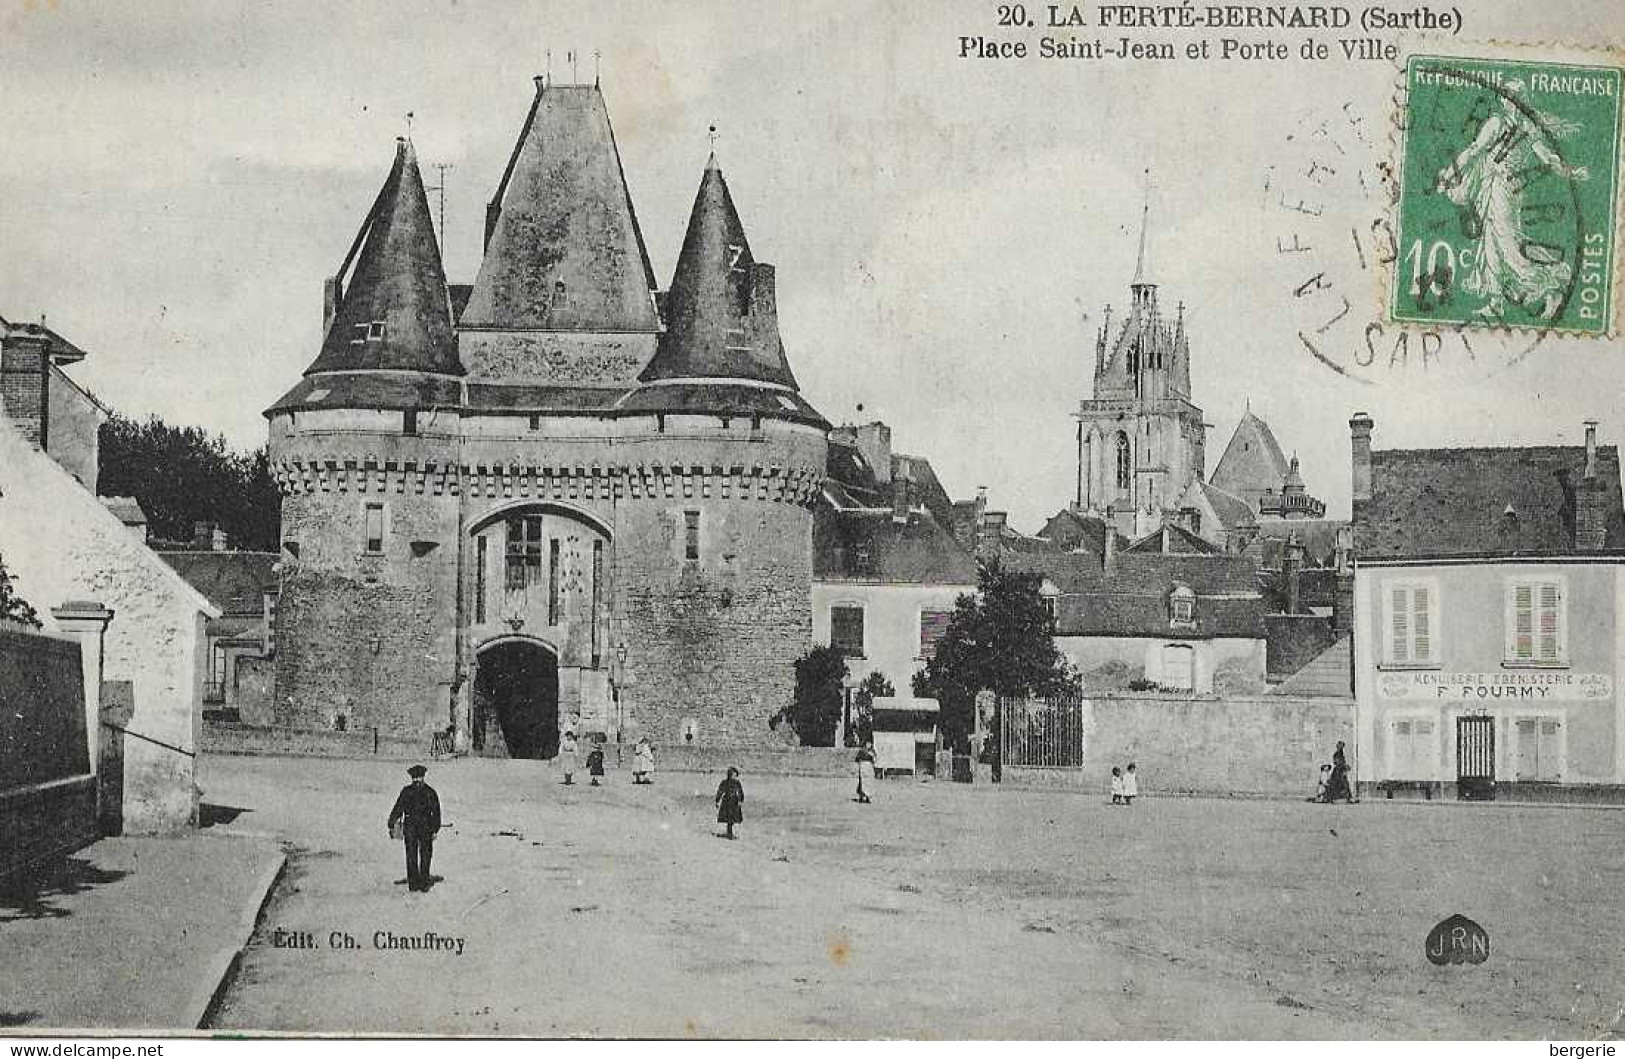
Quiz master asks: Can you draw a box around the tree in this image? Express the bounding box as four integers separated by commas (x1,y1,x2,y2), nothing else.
847,671,895,747
786,645,849,747
98,413,281,550
0,553,43,629
915,558,1079,753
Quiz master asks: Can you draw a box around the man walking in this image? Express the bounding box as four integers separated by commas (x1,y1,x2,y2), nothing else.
387,764,442,892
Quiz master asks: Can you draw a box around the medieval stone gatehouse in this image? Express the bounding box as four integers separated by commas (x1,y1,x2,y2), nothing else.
265,80,829,755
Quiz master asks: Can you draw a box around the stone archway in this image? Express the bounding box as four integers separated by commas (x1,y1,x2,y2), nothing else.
473,639,560,759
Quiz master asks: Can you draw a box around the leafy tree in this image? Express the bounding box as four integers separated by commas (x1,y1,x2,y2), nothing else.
915,558,1079,753
847,671,895,747
0,553,43,629
787,645,848,747
98,413,281,550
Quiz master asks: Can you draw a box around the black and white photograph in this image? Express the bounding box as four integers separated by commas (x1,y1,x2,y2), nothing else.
0,0,1622,1042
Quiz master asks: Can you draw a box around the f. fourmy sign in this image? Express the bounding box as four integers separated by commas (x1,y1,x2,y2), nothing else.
1378,671,1613,702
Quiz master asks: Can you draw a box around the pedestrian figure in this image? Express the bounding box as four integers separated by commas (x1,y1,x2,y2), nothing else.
1123,762,1139,805
387,764,442,892
715,766,745,839
586,741,606,786
1327,740,1356,803
632,736,656,784
854,742,876,804
560,730,579,786
1310,763,1333,802
1109,766,1124,805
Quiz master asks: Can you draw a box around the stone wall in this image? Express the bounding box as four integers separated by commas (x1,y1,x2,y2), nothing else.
274,488,461,737
610,742,853,778
1002,694,1355,799
201,719,428,760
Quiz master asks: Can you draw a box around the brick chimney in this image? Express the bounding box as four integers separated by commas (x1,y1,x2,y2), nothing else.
1284,535,1305,614
1576,420,1609,551
1350,412,1374,528
1,329,52,447
891,459,912,524
855,421,892,484
1332,524,1355,635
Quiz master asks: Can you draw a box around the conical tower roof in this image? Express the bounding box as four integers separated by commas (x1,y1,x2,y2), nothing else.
460,83,660,332
304,138,461,377
638,155,798,388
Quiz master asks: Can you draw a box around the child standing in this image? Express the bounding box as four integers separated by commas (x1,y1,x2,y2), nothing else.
715,767,745,839
632,736,656,784
1109,766,1125,805
1123,762,1139,805
586,741,606,786
560,730,579,786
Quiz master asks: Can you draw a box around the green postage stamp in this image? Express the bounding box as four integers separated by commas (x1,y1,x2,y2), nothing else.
1392,54,1623,335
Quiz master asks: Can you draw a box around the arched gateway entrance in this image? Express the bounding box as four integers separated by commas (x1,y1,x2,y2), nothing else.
473,639,559,759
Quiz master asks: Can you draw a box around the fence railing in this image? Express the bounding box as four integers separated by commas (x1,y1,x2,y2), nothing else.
999,694,1085,769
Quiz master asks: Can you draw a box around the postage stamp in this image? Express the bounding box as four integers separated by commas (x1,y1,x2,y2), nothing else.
1390,54,1623,335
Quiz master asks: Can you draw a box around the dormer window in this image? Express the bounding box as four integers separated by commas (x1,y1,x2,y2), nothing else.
1169,583,1197,628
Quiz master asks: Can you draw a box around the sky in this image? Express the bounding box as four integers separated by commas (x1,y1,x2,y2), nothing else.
2,0,1620,530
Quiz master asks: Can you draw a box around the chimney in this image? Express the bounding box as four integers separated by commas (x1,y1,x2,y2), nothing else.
1576,420,1609,551
977,510,1007,560
322,276,343,336
891,461,912,525
0,329,52,448
854,421,892,484
1284,535,1305,615
1350,412,1374,525
1332,524,1355,635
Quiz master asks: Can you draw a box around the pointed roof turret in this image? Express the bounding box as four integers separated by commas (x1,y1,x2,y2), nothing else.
461,82,660,332
303,138,461,377
637,154,799,389
1131,168,1152,287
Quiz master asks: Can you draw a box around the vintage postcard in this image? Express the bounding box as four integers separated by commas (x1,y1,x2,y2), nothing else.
1,0,1623,1043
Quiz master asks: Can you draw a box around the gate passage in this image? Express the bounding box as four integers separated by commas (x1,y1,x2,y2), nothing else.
1457,714,1496,801
1000,695,1086,769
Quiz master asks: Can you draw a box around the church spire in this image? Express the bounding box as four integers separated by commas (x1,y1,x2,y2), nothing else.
304,137,460,377
1131,168,1152,287
637,152,799,388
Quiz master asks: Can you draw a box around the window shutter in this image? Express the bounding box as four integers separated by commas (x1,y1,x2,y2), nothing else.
1537,582,1560,662
1390,586,1410,663
1411,586,1431,661
1512,583,1534,661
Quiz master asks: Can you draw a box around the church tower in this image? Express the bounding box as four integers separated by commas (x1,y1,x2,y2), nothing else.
1074,181,1206,539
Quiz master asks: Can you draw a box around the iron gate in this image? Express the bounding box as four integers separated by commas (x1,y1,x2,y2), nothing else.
1000,695,1085,768
1456,714,1496,801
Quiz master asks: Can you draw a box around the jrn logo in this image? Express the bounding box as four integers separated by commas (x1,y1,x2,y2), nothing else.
1425,914,1489,965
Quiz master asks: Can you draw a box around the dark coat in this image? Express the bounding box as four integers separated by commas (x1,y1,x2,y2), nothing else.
586,748,606,776
715,777,744,824
388,782,442,838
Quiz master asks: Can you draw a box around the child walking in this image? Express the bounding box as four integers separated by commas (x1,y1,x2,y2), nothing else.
560,730,579,786
632,736,656,784
1123,762,1139,805
715,766,745,839
1109,766,1125,805
586,741,606,786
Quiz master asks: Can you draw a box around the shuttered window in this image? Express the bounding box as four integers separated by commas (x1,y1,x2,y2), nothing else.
1506,578,1565,665
1383,579,1438,666
919,609,953,659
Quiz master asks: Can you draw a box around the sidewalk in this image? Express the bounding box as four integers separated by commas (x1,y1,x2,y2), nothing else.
0,833,285,1032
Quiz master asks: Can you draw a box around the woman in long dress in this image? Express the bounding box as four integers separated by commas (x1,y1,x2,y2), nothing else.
1435,81,1588,321
633,737,656,784
715,767,745,839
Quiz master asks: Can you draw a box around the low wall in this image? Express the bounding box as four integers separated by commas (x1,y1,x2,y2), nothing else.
200,720,428,760
1002,694,1355,799
0,628,96,881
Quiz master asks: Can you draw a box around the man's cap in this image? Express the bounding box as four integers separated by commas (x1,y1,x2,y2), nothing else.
407,764,428,778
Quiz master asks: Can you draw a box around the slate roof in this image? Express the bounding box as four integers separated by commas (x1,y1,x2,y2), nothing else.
1362,445,1625,558
813,508,978,585
1211,411,1290,496
1197,479,1257,530
615,382,829,429
639,155,799,390
1,314,90,364
304,139,461,378
1249,518,1349,567
1124,523,1220,555
1038,509,1110,555
154,551,279,618
460,84,660,332
266,373,463,416
1007,551,1265,639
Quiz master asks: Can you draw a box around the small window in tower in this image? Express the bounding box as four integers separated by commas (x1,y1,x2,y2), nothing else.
363,503,385,554
548,539,562,625
475,535,488,624
528,414,541,431
684,510,701,561
1115,432,1132,490
368,320,386,341
403,409,418,436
